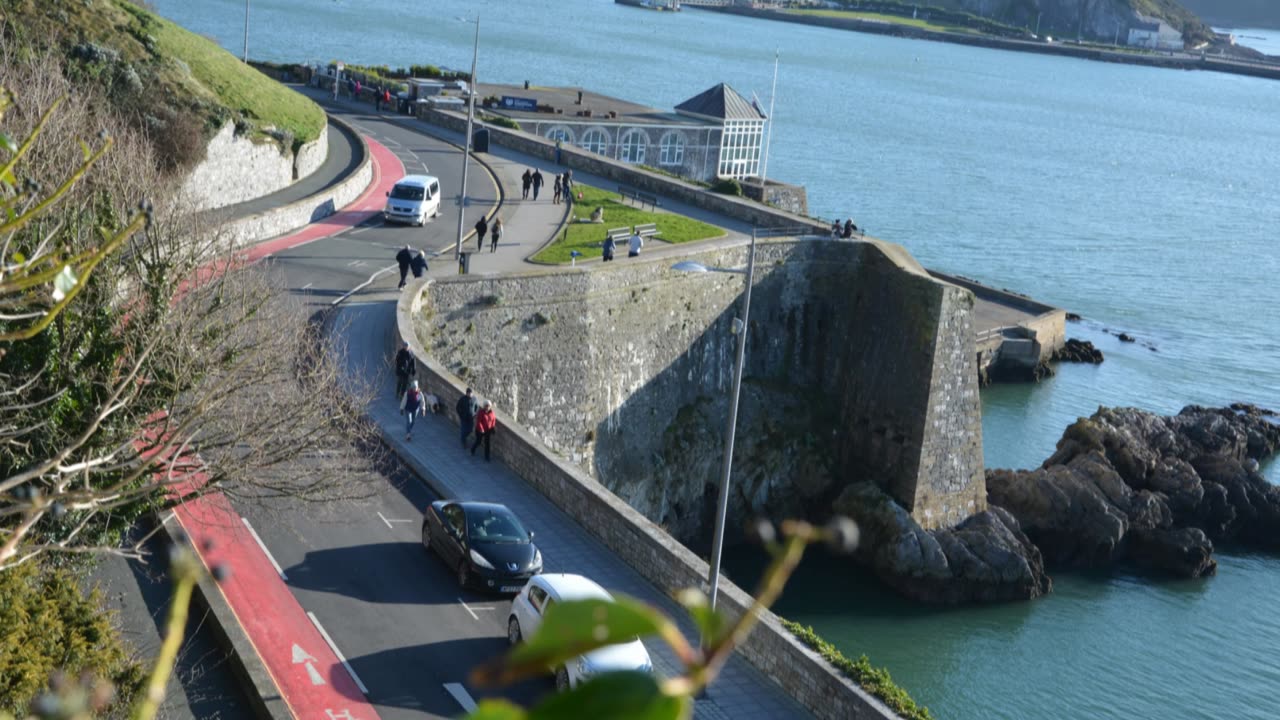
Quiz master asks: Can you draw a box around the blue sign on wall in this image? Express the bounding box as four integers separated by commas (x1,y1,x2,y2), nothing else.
501,96,538,111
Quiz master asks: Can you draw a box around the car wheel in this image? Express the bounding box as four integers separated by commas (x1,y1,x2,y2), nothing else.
457,562,470,588
555,665,571,692
421,523,431,552
507,616,522,646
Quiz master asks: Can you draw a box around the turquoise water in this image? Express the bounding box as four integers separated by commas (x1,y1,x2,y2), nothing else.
151,2,1280,717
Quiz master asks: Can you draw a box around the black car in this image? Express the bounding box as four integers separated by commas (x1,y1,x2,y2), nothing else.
421,501,542,592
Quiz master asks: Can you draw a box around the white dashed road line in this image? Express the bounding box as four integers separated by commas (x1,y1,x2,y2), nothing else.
444,683,477,712
458,597,479,621
330,263,398,306
241,517,288,581
306,611,370,694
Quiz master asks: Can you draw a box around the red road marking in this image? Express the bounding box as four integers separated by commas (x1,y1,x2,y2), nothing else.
166,134,407,719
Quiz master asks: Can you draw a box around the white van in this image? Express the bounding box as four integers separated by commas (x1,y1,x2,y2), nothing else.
384,174,441,226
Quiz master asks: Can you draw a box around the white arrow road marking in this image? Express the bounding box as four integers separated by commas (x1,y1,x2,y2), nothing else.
331,264,398,306
307,612,369,694
241,518,287,581
376,511,413,529
291,644,326,686
443,683,477,713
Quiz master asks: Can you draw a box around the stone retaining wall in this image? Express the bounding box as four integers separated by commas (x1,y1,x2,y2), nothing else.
395,273,901,720
181,122,329,212
218,118,370,249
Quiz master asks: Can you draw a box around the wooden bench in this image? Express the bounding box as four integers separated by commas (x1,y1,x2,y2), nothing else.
604,227,631,246
617,186,661,211
633,223,660,241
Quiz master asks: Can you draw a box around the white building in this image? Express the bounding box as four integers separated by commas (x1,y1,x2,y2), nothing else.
1128,15,1183,50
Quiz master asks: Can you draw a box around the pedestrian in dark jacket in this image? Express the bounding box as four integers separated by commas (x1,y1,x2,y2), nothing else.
393,340,416,399
471,400,497,461
531,169,544,201
410,250,428,278
521,169,532,200
396,244,413,288
474,216,488,252
400,380,424,441
374,86,382,111
456,387,479,448
602,233,616,262
552,175,562,205
562,170,574,204
842,219,854,239
490,218,502,253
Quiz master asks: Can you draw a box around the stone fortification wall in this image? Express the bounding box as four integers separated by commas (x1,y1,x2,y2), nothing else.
420,237,985,535
398,279,900,720
418,107,824,233
180,121,329,212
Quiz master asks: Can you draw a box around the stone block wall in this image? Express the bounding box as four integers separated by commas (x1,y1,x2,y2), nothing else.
418,108,825,233
180,122,329,212
421,237,986,535
398,281,900,720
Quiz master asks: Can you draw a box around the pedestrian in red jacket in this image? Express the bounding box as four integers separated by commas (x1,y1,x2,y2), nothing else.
471,400,497,461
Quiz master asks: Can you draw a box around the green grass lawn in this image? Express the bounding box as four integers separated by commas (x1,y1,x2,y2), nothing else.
788,9,979,35
531,185,724,264
131,2,325,146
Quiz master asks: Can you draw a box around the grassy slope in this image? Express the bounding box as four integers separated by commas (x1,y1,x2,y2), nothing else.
531,185,723,264
788,9,981,34
0,0,323,149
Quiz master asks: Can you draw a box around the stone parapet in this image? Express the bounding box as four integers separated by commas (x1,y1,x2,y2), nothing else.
181,122,328,212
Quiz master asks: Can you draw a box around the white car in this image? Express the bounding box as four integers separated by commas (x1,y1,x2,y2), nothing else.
507,573,654,691
383,174,441,226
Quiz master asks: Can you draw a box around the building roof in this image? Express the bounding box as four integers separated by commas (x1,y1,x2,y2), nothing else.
474,83,711,127
675,83,765,121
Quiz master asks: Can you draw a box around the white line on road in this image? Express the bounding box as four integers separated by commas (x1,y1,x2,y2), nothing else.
458,598,479,620
330,263,398,306
241,517,287,581
376,511,413,528
306,611,370,694
300,283,313,291
443,683,477,713
345,259,367,267
382,137,401,147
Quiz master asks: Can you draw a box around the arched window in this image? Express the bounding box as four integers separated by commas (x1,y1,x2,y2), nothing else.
659,132,685,166
579,127,608,155
545,126,573,144
619,129,648,164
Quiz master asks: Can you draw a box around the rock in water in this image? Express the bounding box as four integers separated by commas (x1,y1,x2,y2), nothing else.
834,482,1052,604
987,404,1280,578
1052,338,1104,364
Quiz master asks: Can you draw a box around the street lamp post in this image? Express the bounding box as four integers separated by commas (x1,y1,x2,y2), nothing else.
454,17,481,261
242,0,250,63
672,228,758,615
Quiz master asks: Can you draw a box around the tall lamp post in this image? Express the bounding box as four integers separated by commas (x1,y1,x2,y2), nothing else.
454,17,481,261
242,0,250,63
671,228,758,615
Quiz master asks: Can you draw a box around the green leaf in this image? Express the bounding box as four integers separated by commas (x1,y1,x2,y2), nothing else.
12,251,25,264
79,138,91,161
52,264,78,301
675,588,724,646
0,130,14,154
465,699,527,720
528,671,690,720
473,596,671,686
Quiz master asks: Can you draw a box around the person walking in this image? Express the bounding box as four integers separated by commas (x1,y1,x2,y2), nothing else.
490,217,502,253
471,400,497,461
842,218,854,239
410,249,428,279
383,88,392,112
531,169,544,201
456,387,479,448
393,340,416,400
552,174,562,205
396,244,413,288
354,79,362,100
474,216,488,252
521,169,532,200
400,380,424,441
628,228,643,258
374,86,381,111
602,232,616,262
562,171,574,206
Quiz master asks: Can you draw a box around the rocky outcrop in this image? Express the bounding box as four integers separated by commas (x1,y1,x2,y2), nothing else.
834,482,1051,604
1052,338,1103,364
987,404,1280,578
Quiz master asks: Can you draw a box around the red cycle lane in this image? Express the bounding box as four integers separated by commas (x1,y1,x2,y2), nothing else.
173,134,404,719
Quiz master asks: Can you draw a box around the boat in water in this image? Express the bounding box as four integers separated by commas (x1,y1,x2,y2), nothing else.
615,0,680,11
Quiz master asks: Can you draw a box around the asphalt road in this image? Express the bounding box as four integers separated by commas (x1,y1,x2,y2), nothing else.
238,108,550,719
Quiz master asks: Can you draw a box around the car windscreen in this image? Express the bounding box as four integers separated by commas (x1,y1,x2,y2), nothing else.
390,184,425,201
468,508,529,544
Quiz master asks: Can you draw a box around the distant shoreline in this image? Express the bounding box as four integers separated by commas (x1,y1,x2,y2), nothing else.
695,5,1280,82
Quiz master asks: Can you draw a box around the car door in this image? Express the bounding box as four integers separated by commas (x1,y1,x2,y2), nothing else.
518,584,547,637
440,504,467,567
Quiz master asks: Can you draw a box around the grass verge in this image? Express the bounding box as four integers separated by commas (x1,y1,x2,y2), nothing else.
530,185,723,264
780,619,933,720
788,8,981,34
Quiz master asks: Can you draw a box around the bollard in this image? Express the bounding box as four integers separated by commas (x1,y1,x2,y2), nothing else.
458,252,471,275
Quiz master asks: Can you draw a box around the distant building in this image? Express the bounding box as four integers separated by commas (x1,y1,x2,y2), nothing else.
1128,14,1183,50
476,82,767,183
